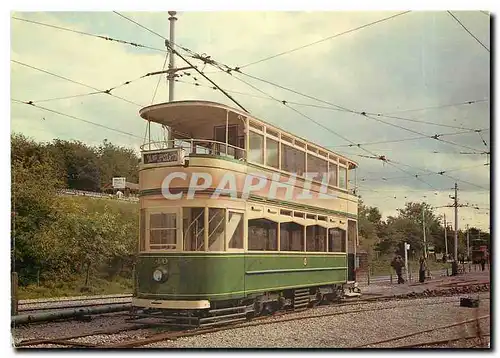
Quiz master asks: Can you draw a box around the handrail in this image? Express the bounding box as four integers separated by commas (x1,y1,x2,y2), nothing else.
140,139,246,160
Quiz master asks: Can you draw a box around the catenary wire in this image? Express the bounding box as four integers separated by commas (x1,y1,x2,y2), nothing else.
12,99,143,140
11,16,167,53
447,11,490,52
238,11,411,69
11,60,144,107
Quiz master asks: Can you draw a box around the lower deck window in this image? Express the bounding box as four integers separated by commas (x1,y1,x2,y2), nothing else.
149,212,177,250
183,207,205,251
249,218,278,250
280,222,304,251
208,208,225,251
306,225,327,252
329,228,346,252
228,212,244,249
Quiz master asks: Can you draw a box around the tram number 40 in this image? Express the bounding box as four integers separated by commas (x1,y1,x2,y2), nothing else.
154,258,169,265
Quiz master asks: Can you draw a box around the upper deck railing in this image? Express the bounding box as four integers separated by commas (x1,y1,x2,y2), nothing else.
141,139,246,161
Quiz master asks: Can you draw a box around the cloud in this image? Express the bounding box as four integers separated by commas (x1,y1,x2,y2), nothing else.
10,11,490,230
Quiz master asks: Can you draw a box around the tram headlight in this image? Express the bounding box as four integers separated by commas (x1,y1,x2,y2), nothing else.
152,266,168,283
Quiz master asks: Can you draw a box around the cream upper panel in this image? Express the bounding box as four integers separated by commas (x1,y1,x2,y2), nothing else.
139,156,358,217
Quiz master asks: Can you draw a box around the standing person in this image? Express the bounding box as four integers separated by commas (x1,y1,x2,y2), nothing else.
480,256,486,271
391,255,405,284
419,257,426,283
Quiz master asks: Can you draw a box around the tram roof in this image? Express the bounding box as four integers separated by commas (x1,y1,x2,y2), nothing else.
139,100,358,169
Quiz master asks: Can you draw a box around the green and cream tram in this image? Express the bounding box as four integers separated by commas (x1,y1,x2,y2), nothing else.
132,100,359,326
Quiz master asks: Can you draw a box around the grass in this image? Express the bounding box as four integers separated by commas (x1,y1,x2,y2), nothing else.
17,275,133,300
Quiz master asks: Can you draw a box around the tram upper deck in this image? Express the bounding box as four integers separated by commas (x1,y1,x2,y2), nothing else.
139,100,358,195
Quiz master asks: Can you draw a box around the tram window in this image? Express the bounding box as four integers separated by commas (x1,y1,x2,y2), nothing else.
307,154,328,183
266,138,279,169
228,212,244,249
339,167,347,189
306,225,327,252
329,163,338,187
328,228,346,252
281,144,305,176
149,213,177,250
249,131,264,164
208,208,226,251
249,219,278,251
280,222,304,251
183,207,205,251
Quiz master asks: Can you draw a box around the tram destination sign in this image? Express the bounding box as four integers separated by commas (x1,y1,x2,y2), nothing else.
143,149,184,166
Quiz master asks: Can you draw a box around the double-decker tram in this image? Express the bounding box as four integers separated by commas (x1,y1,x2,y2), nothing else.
132,100,360,327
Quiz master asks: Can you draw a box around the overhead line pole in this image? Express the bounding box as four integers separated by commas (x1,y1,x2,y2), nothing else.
444,214,448,258
454,182,459,262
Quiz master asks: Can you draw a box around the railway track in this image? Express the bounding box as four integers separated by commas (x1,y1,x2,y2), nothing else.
15,282,490,349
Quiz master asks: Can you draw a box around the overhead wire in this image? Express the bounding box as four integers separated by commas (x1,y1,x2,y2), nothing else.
162,40,492,195
11,59,144,107
177,76,481,131
238,11,412,69
11,16,167,53
447,11,490,52
12,99,143,140
172,42,490,192
151,53,169,104
213,63,441,191
380,99,489,116
112,11,249,113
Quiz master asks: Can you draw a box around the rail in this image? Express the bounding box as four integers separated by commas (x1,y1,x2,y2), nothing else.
141,139,246,161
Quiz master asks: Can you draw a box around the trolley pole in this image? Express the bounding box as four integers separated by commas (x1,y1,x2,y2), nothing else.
444,214,448,258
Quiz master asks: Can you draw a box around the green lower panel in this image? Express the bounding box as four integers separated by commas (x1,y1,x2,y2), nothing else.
244,253,347,293
136,253,347,301
137,253,245,300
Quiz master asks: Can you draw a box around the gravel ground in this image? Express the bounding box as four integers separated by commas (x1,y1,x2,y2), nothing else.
142,293,491,349
13,292,491,349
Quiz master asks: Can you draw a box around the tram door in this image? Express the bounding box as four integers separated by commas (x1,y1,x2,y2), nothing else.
347,220,358,282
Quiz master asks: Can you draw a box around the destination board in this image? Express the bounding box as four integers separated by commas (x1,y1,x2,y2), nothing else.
143,150,180,165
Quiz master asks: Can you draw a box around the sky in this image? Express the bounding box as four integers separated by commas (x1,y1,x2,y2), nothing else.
10,10,491,231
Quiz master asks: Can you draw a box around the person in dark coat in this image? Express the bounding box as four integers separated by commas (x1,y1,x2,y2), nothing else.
419,257,426,283
391,255,405,284
480,256,486,271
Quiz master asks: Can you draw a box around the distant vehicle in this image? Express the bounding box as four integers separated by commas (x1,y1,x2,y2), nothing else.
471,239,489,264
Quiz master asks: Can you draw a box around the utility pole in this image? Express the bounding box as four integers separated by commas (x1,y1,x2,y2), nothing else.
466,224,470,260
454,182,458,262
444,213,448,258
422,205,427,259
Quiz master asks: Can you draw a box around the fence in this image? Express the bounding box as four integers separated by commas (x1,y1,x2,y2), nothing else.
57,189,139,202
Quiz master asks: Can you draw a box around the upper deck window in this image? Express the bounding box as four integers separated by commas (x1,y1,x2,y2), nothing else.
249,131,264,164
266,137,279,169
281,143,305,176
307,153,328,183
329,162,338,187
339,166,347,189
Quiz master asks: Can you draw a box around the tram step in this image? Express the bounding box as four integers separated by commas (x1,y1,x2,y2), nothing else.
199,312,247,323
199,317,247,328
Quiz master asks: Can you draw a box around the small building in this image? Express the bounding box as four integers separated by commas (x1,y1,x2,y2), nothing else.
102,181,139,197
